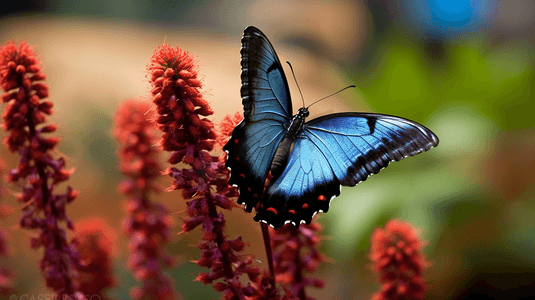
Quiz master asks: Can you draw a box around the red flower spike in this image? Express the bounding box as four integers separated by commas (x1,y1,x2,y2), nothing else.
269,218,327,300
76,218,117,299
146,43,289,298
0,41,83,297
370,219,429,300
0,161,14,296
114,98,177,300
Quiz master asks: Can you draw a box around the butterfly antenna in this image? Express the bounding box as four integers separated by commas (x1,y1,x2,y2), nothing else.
306,85,356,109
286,61,306,108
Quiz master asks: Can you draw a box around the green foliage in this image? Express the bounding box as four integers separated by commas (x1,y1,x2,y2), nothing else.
353,38,535,129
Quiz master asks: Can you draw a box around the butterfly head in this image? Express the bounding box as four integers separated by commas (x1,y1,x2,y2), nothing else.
297,107,309,119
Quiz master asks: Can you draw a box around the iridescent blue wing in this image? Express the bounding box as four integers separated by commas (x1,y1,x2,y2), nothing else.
239,26,292,123
254,113,439,229
224,26,292,211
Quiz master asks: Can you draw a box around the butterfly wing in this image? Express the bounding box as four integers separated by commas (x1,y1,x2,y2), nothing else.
254,113,439,229
239,26,293,122
224,26,293,211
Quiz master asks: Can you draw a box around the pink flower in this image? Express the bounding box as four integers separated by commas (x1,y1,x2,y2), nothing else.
0,41,84,298
370,219,429,300
114,98,177,300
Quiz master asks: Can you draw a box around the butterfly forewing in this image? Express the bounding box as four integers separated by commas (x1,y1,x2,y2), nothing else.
240,26,292,122
224,26,293,211
305,113,439,185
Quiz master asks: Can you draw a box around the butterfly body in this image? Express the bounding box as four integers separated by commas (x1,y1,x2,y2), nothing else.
270,107,309,178
224,26,439,229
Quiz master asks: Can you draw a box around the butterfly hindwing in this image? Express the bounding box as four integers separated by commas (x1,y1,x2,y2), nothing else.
224,26,293,211
254,135,341,229
255,113,439,228
225,120,285,211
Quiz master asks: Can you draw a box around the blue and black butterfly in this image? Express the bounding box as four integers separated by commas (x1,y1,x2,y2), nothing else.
224,26,439,229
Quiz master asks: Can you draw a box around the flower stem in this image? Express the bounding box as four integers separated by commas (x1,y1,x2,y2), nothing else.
260,222,276,289
25,108,51,211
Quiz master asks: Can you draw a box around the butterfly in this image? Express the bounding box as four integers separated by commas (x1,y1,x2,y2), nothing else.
224,26,439,229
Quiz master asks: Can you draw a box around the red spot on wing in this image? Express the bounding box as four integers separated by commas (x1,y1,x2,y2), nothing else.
235,156,240,161
233,138,239,144
247,187,251,192
301,203,309,209
253,193,258,198
318,195,327,201
239,173,245,178
288,209,296,215
266,207,278,215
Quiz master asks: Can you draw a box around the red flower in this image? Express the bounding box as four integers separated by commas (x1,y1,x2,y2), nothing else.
146,44,272,299
146,44,215,164
0,160,13,296
0,41,83,298
114,98,177,300
270,219,326,300
217,111,243,148
76,218,117,299
216,112,243,164
370,219,429,300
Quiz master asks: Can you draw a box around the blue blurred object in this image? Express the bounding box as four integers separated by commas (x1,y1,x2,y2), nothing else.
404,0,491,37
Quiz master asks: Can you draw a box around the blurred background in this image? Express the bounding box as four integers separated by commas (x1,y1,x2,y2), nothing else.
0,0,534,299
